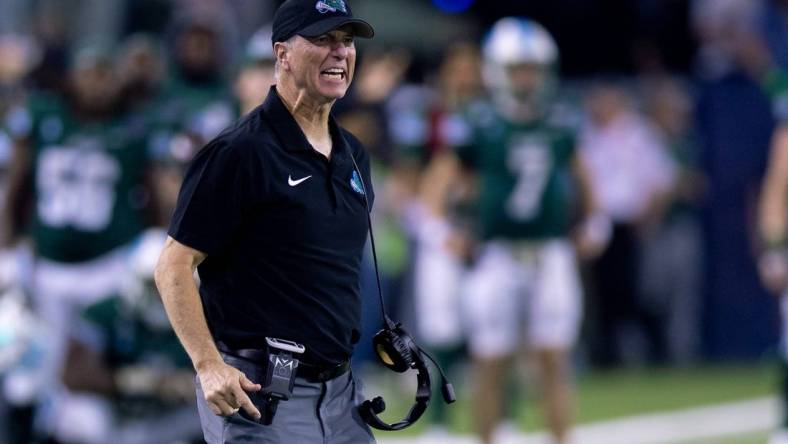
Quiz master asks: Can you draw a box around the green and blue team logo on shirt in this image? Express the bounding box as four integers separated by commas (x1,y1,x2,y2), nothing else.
316,0,347,14
350,170,365,195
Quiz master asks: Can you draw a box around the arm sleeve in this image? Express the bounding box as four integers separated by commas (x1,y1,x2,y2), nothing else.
168,137,257,254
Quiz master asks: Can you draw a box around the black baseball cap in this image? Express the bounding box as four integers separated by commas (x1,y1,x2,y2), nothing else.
271,0,374,44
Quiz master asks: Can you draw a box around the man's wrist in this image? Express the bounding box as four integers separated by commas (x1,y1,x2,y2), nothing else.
194,354,224,373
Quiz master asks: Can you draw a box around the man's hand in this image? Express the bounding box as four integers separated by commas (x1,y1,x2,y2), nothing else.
574,214,611,261
197,359,262,419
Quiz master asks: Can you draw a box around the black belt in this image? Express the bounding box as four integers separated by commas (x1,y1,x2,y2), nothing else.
217,343,350,383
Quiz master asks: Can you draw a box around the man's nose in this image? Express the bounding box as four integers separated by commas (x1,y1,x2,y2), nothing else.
330,41,349,58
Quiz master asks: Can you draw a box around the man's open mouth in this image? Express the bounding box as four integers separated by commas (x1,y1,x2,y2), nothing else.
321,68,346,80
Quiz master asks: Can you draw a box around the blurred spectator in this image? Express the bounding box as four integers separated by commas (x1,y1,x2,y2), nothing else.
693,0,778,359
162,15,235,143
691,0,759,80
390,41,483,435
234,25,276,116
639,77,705,365
117,34,168,112
579,80,677,366
146,16,236,220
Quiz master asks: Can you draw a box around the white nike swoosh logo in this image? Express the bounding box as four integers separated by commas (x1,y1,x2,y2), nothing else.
288,175,312,186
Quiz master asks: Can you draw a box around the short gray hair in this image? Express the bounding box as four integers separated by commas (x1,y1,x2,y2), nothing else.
274,37,296,81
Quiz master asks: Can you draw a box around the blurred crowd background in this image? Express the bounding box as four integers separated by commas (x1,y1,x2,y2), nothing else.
0,0,787,443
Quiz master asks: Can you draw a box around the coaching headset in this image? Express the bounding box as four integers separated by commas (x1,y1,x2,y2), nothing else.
344,138,456,431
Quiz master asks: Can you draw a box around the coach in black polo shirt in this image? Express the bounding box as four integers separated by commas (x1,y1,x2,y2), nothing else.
154,1,377,442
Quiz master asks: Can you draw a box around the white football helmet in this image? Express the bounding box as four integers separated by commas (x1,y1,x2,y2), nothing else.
482,17,559,118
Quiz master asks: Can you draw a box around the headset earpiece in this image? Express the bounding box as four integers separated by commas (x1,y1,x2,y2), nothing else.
372,325,415,373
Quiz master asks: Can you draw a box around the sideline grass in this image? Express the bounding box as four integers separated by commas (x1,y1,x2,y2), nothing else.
680,431,770,444
568,364,776,425
370,362,777,437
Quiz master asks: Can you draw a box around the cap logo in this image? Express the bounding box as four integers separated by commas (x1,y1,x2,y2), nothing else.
315,0,347,14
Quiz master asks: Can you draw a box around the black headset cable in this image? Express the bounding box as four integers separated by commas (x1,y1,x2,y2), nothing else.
348,144,454,404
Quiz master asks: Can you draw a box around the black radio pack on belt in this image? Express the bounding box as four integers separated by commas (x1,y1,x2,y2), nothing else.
217,336,352,425
344,138,456,431
258,337,305,425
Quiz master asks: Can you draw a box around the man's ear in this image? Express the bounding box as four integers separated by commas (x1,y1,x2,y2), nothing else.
274,42,290,71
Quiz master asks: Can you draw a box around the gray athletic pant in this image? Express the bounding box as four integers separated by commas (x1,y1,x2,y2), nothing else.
196,353,376,443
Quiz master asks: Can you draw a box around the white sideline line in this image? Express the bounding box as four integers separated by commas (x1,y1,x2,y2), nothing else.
377,397,778,444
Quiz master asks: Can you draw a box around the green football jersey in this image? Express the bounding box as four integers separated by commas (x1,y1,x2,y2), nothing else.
456,102,577,240
80,293,191,416
82,295,190,369
25,94,150,262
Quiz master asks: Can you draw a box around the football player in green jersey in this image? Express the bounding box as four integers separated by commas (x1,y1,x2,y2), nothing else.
4,48,161,442
61,229,201,444
454,18,608,444
145,18,236,222
148,17,235,169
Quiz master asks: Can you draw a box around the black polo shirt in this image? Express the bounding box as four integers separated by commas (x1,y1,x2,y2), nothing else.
169,86,374,366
